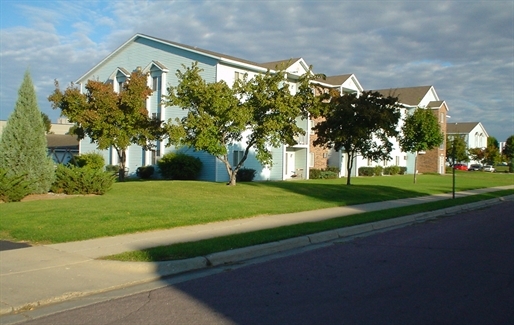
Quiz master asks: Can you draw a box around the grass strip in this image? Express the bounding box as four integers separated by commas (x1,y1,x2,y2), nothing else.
101,189,513,262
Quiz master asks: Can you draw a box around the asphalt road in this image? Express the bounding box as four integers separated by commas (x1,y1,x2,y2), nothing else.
12,201,514,325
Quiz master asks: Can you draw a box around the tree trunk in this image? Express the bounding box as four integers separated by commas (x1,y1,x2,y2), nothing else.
116,148,126,182
346,152,354,185
221,156,237,186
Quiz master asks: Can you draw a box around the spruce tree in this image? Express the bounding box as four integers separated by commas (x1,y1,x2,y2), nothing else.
0,71,55,194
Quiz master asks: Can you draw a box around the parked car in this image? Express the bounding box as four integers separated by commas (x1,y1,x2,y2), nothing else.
468,164,482,171
483,165,495,172
453,164,468,171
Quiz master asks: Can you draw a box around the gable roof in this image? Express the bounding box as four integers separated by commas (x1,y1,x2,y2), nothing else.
323,74,353,86
76,33,275,83
259,58,302,70
311,74,364,93
373,85,435,106
446,122,484,134
46,134,79,148
427,100,449,112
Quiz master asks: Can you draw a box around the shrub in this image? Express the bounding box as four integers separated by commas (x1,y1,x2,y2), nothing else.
399,167,407,175
309,168,322,179
358,167,375,176
383,165,401,175
373,166,383,176
236,168,256,182
157,152,203,180
105,165,119,174
51,165,115,195
74,152,105,170
136,166,155,179
309,168,338,179
325,166,340,174
0,168,31,203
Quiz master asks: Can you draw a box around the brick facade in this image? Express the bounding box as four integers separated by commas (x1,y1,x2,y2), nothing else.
417,104,447,174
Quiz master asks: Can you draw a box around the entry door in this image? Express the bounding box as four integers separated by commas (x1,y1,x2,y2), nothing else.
286,152,295,177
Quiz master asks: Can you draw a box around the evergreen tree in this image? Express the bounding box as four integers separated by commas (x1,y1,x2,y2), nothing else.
0,71,55,194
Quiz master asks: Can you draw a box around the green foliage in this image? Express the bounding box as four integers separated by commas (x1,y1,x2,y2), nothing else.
309,168,339,179
41,112,52,133
105,164,119,173
51,165,115,195
400,108,444,153
503,135,514,172
383,165,401,175
400,107,444,183
74,152,105,170
358,166,384,176
236,168,256,182
0,168,31,203
48,69,162,181
312,90,402,185
0,71,55,194
358,167,375,176
164,62,322,185
446,135,469,164
136,166,155,179
157,152,203,180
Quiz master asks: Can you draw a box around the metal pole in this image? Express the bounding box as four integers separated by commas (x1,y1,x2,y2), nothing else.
452,139,456,199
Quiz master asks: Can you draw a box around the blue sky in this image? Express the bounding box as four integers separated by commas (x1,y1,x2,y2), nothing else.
1,0,513,142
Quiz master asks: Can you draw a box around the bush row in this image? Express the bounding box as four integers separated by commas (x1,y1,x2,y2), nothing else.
309,167,340,179
358,166,407,176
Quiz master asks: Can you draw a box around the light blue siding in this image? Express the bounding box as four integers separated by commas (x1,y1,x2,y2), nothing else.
78,36,219,179
268,146,285,180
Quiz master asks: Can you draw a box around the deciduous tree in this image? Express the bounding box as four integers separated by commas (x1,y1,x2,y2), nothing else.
399,107,444,183
0,71,55,194
503,135,514,172
312,90,402,185
446,135,469,165
49,70,162,181
164,62,321,185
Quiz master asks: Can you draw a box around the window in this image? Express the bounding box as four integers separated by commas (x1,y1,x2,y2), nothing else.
233,150,244,168
152,76,161,91
234,71,245,81
309,153,314,168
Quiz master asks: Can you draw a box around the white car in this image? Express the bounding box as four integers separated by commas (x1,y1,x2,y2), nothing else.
483,165,495,172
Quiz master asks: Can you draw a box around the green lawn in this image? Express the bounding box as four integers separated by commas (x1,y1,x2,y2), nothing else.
1,171,512,244
102,190,512,262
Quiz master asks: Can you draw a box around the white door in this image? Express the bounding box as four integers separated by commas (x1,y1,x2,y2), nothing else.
286,152,295,178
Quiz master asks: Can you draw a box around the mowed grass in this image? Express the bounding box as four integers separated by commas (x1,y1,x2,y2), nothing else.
102,189,513,262
1,171,512,244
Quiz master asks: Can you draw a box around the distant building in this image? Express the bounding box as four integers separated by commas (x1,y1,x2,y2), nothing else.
446,122,489,165
1,119,78,164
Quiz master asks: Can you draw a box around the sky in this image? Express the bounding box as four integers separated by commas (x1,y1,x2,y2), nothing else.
0,0,513,142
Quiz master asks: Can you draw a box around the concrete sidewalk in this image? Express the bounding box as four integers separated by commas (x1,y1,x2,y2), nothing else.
1,186,513,317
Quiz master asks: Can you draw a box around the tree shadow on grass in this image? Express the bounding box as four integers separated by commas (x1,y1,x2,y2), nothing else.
243,180,438,206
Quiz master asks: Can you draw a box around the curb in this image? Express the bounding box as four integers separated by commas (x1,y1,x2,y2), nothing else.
2,194,512,316
164,194,514,274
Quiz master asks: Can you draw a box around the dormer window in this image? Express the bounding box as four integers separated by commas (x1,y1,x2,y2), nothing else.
108,67,130,93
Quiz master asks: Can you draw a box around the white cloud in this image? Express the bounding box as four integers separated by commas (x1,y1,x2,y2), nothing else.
0,0,512,141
